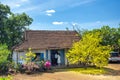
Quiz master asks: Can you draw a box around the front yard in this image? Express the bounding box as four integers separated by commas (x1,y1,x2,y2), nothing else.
11,64,120,80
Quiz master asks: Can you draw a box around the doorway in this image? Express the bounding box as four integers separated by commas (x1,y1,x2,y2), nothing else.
51,50,58,66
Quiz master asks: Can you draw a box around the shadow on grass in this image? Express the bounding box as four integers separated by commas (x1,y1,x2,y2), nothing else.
104,67,120,76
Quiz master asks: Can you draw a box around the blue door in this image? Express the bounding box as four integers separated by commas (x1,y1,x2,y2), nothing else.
40,53,44,60
60,49,65,65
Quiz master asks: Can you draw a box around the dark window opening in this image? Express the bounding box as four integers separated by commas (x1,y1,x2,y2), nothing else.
33,53,44,61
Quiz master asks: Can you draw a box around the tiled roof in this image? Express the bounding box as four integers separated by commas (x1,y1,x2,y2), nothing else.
14,30,80,51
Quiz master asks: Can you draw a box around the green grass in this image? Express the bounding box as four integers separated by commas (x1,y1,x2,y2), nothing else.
66,67,106,75
0,75,12,80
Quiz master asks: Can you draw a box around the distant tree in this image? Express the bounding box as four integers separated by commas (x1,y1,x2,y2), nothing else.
66,32,111,68
100,26,118,46
83,26,120,51
0,3,33,49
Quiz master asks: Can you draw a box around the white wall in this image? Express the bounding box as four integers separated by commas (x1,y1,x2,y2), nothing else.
13,50,46,64
12,51,26,64
48,50,51,61
12,51,17,63
13,49,68,65
65,49,68,65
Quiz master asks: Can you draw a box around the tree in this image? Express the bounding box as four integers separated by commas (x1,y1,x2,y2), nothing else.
100,26,119,46
0,3,33,49
83,26,120,51
66,32,111,68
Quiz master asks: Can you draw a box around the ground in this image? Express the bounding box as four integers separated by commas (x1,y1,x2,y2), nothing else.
13,63,120,80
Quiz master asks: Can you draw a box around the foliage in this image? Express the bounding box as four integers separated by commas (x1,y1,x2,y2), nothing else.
35,60,45,69
20,48,40,73
66,67,106,75
0,75,12,80
66,32,111,68
118,39,120,47
0,44,10,73
0,3,33,49
83,26,120,51
0,44,10,63
21,48,36,63
22,62,39,73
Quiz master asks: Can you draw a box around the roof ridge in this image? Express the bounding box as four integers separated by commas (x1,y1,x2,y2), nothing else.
25,30,76,32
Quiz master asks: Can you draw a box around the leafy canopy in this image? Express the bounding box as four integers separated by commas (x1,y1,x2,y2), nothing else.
0,3,33,49
82,26,120,50
66,32,111,68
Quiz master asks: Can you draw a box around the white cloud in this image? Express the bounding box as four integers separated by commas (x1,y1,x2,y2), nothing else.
46,9,55,13
46,13,52,16
52,21,63,25
45,9,56,16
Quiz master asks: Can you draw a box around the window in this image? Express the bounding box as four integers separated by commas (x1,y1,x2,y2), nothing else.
33,53,44,61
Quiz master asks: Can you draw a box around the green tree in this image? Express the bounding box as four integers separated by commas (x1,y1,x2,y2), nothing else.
66,32,111,68
100,26,119,46
0,3,33,49
83,26,120,51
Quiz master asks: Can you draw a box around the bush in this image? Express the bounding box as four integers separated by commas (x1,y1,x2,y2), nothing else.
22,62,39,73
66,32,111,68
35,60,45,70
0,44,10,73
19,48,52,73
0,61,9,74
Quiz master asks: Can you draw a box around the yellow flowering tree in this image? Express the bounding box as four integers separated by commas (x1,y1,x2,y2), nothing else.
21,48,36,63
66,32,111,68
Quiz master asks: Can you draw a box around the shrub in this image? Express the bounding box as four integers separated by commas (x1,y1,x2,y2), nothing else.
20,48,40,73
35,60,45,70
0,44,10,73
21,48,36,63
66,32,111,68
22,62,39,73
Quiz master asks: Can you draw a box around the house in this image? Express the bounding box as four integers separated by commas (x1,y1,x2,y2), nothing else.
13,30,80,65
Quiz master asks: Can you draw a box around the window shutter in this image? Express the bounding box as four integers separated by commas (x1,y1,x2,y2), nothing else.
40,53,44,60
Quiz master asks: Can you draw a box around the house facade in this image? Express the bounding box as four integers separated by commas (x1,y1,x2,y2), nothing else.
13,30,80,66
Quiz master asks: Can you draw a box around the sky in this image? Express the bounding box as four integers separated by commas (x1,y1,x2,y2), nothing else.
0,0,120,30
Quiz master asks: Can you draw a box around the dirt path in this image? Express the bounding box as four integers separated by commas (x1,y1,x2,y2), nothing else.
13,64,120,80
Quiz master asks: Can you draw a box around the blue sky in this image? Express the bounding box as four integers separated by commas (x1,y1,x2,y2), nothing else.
1,0,120,30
